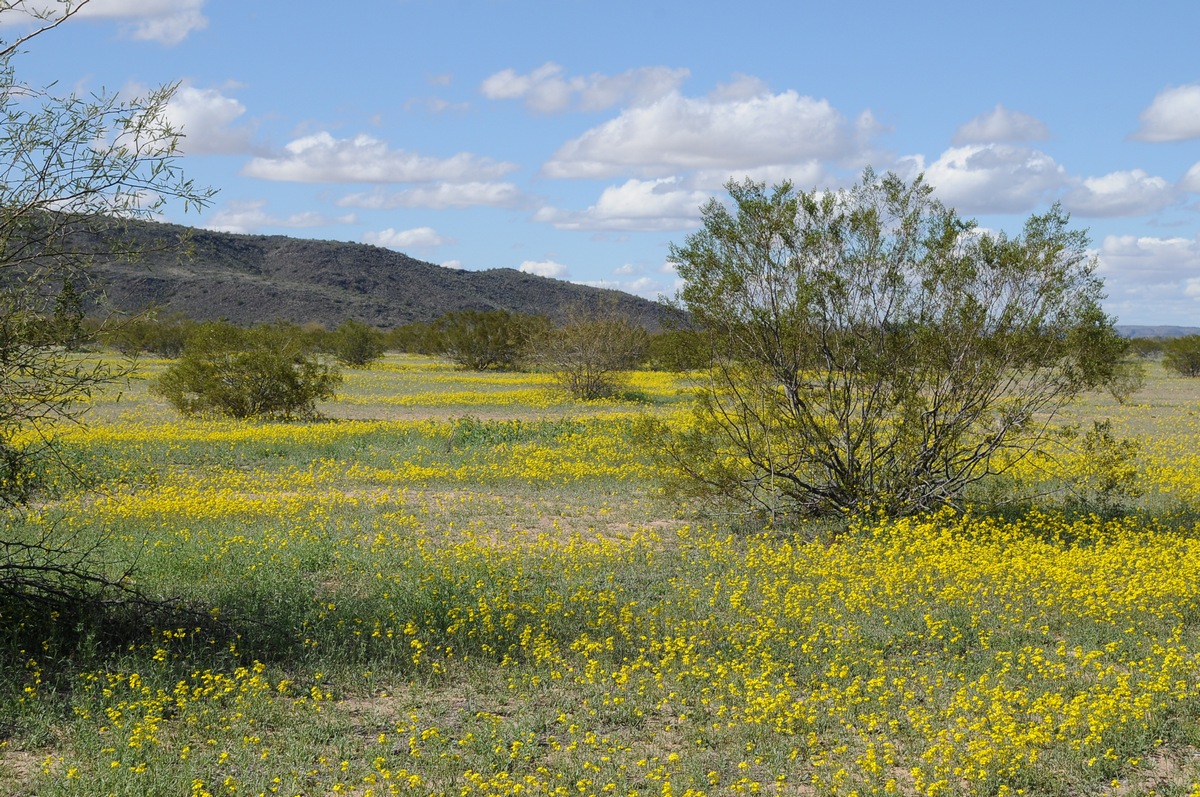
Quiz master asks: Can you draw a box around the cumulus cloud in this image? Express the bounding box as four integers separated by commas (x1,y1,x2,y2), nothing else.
362,227,453,249
1181,162,1200,193
518,259,569,279
953,104,1050,144
1133,84,1200,142
203,200,354,234
481,62,688,113
1096,233,1200,324
919,144,1067,214
0,0,210,44
543,88,855,179
336,182,524,209
165,84,256,155
692,162,829,192
533,178,709,232
1062,169,1177,217
243,132,517,183
579,276,672,299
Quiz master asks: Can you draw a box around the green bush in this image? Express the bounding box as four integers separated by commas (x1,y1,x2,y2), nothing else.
1162,335,1200,377
530,309,648,400
647,329,709,371
152,322,341,419
1107,358,1146,405
102,312,194,358
324,319,386,367
432,310,548,370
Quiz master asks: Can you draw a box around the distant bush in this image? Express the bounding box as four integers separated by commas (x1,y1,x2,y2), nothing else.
433,310,548,371
647,329,709,371
1162,335,1200,377
323,319,386,367
529,308,649,400
102,312,195,358
1107,359,1146,405
1126,337,1164,359
153,321,341,419
384,321,439,354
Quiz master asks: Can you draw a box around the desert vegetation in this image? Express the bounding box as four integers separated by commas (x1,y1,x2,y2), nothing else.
4,353,1200,796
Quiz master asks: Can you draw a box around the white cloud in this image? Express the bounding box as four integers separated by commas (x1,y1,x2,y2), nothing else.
1096,234,1200,324
1098,234,1200,281
692,162,828,191
404,97,471,114
165,84,255,155
613,263,641,276
533,178,709,232
203,200,355,234
363,226,453,249
1181,162,1200,193
518,259,569,279
920,144,1067,214
580,276,659,297
481,62,688,113
707,74,772,102
1062,169,1177,217
1133,84,1200,142
953,104,1050,144
336,182,524,209
543,89,855,179
441,259,464,270
2,0,211,44
243,132,517,183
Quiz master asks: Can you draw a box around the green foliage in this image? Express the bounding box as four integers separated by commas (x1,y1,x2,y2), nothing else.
433,309,548,370
530,308,649,400
385,321,439,354
1126,337,1164,359
101,311,195,358
153,322,341,419
655,168,1125,519
0,4,213,611
1107,358,1146,405
647,328,710,371
1162,335,1200,377
323,318,386,368
1066,420,1143,516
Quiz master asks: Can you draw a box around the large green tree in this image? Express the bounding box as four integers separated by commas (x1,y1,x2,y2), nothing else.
1,1,212,604
655,169,1124,519
1,0,212,507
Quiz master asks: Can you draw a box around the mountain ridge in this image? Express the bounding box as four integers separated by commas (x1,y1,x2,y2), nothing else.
83,221,673,329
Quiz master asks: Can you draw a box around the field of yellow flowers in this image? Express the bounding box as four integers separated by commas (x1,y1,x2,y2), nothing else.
4,356,1200,796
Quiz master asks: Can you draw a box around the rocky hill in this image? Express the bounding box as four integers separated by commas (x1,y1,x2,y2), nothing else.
80,221,672,329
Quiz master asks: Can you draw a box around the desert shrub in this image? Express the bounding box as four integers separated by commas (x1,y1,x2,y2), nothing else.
654,169,1126,519
1107,358,1146,404
432,309,548,371
102,313,194,358
529,308,648,400
324,318,386,367
153,321,341,419
647,328,709,371
1162,335,1200,377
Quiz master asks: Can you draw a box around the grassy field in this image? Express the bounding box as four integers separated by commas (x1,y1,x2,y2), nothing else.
4,355,1200,796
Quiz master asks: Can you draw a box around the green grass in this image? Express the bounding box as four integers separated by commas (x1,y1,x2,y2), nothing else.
4,355,1200,796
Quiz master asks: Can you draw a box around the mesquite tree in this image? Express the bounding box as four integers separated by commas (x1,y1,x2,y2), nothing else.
0,0,212,604
655,169,1124,519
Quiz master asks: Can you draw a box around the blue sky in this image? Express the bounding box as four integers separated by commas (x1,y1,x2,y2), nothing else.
6,0,1200,324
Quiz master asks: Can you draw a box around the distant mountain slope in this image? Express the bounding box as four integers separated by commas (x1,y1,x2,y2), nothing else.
83,221,672,329
1116,325,1200,339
